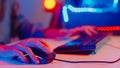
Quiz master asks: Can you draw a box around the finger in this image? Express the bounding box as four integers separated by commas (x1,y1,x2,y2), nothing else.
88,27,98,34
34,40,55,58
15,44,40,64
40,39,53,52
25,41,51,54
22,38,55,58
29,40,55,59
24,38,50,49
13,48,28,63
39,39,50,49
25,54,54,64
24,39,52,54
84,29,93,36
27,41,54,58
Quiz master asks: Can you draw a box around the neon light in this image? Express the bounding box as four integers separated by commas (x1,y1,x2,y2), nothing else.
62,0,119,23
44,0,56,10
96,26,120,31
62,6,69,22
68,5,103,13
113,0,118,8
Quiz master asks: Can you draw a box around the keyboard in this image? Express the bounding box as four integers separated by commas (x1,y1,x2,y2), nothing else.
53,32,112,54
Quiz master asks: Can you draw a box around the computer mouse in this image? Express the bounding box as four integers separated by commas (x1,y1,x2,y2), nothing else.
13,47,56,64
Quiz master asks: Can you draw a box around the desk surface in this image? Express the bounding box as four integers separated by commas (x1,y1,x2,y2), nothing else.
0,35,120,68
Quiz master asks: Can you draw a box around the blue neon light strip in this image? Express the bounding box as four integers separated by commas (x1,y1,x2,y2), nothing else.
62,6,69,23
113,0,119,8
62,0,119,22
68,5,104,13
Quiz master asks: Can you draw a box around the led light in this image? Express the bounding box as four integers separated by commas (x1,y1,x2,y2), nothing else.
96,26,120,31
113,0,119,8
68,5,103,13
62,0,119,23
62,6,69,22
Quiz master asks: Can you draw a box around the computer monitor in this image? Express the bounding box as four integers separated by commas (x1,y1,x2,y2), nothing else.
62,0,120,29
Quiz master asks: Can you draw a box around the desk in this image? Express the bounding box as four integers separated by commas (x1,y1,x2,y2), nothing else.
0,35,120,68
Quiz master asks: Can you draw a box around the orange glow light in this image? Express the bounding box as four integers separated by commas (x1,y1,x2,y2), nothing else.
44,0,56,10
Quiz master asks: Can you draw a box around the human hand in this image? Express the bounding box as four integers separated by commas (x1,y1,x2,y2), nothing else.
69,25,98,36
0,38,55,64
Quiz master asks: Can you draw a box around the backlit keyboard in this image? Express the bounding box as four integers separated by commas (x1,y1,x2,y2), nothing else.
54,32,112,54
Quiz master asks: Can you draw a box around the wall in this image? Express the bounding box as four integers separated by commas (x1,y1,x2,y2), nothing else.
18,0,53,29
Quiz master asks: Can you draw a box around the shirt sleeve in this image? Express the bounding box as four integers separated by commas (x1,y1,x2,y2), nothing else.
14,14,33,39
15,14,45,39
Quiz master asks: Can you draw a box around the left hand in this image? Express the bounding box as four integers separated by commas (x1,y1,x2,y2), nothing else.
69,25,98,36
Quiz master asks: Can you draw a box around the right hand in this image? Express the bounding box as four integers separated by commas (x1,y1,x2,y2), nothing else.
0,38,55,64
69,25,98,36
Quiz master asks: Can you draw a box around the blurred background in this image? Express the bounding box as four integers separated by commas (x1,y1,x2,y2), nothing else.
18,0,120,29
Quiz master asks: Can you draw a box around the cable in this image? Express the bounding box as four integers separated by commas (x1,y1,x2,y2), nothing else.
54,43,120,64
54,58,120,64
